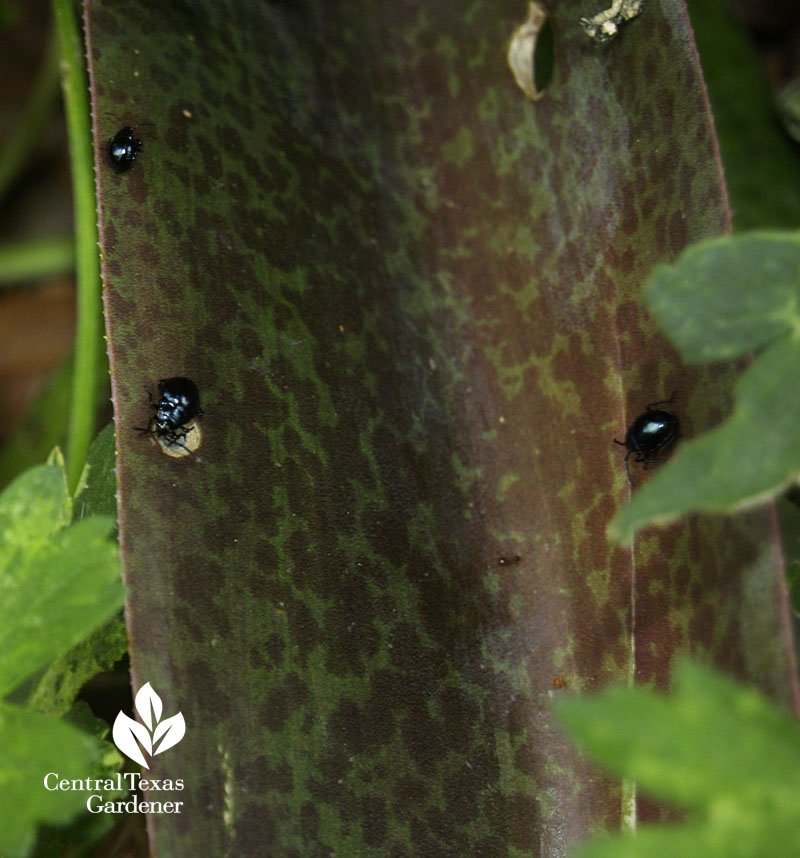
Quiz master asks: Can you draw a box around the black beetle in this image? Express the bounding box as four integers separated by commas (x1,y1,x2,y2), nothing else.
136,377,204,451
107,120,155,173
614,393,679,486
108,126,143,173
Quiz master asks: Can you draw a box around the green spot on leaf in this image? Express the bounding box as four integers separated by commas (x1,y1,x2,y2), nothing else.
441,127,474,168
497,472,521,501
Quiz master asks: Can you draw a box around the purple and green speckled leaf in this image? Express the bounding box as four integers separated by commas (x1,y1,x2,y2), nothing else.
85,1,798,855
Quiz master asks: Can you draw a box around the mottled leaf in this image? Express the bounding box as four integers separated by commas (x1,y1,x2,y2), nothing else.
86,1,797,856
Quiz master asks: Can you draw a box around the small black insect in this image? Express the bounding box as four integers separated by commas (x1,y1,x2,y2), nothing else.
614,393,679,486
108,126,143,172
137,377,203,451
107,119,155,173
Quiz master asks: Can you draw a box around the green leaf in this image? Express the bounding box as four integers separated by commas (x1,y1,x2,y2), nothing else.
554,660,800,806
0,462,124,697
0,462,70,549
572,822,799,858
27,614,127,717
30,810,119,858
72,423,117,522
644,232,800,363
553,660,800,858
610,337,800,542
0,702,100,858
28,698,126,858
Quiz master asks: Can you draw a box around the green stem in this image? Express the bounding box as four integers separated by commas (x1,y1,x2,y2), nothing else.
0,29,60,202
52,0,103,494
0,237,75,283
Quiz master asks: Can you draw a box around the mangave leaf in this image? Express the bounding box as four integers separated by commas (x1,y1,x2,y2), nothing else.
553,660,800,858
0,461,123,697
643,233,800,362
0,702,101,858
86,0,797,856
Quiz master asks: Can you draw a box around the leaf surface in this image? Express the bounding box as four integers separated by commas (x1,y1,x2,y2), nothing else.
86,1,798,855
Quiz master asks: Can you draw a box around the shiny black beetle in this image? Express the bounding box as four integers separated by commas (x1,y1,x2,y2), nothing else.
108,126,143,173
137,377,203,450
614,393,679,486
107,120,155,173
